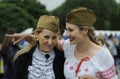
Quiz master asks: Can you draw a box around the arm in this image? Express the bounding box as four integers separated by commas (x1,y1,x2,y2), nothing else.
78,75,99,79
5,33,35,45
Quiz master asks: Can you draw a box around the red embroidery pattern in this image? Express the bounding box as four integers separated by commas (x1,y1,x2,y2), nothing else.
75,57,90,76
96,64,116,79
70,66,74,70
84,68,89,72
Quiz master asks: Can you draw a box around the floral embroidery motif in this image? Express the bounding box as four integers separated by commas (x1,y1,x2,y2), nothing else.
96,64,116,79
84,68,89,72
75,57,90,76
70,66,74,70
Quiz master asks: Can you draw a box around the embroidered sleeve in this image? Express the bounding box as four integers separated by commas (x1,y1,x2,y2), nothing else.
96,64,117,79
96,48,118,79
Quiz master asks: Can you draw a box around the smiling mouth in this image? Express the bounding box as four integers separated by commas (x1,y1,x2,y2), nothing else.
69,37,75,42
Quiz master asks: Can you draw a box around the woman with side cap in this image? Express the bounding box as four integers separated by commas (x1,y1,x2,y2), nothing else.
6,7,118,79
11,15,65,79
62,7,117,79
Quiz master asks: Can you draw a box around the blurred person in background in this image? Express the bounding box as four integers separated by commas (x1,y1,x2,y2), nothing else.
107,34,118,67
0,28,20,79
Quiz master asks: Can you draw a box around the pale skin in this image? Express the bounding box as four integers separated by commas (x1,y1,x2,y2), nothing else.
35,29,58,52
65,23,101,60
5,23,100,79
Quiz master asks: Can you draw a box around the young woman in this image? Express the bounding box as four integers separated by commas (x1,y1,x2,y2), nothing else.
9,15,65,79
62,7,117,79
6,7,118,79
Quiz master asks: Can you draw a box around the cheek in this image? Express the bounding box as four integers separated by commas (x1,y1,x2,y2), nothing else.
38,37,46,45
38,37,43,42
50,40,57,46
71,31,80,38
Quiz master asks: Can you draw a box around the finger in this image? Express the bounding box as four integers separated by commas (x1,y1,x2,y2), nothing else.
11,38,16,42
5,34,15,37
13,38,22,44
78,77,81,79
79,75,87,79
5,33,20,37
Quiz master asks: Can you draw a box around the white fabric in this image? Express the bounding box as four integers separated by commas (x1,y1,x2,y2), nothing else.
62,39,118,79
28,46,55,79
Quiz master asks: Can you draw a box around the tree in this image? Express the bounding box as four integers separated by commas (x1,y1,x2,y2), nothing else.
0,0,49,42
0,3,36,42
110,3,120,30
2,0,48,19
52,0,119,32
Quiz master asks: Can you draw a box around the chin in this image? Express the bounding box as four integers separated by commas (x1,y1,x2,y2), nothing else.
46,48,53,52
43,50,51,53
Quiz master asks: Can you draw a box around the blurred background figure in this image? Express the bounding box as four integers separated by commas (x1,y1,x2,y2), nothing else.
0,41,4,79
0,28,20,79
107,34,118,67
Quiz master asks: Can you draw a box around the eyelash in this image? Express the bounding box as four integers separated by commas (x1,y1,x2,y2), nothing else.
44,36,49,39
66,28,73,32
44,36,57,40
69,29,73,32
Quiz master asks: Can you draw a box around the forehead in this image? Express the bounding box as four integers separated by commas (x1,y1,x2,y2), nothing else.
39,29,58,36
66,22,78,29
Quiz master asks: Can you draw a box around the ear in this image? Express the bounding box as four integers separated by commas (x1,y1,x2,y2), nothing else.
82,28,88,35
34,32,39,41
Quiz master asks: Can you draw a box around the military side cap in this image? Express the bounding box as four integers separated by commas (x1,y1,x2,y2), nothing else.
37,15,59,32
66,7,96,27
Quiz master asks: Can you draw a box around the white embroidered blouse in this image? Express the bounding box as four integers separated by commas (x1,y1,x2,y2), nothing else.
61,39,118,79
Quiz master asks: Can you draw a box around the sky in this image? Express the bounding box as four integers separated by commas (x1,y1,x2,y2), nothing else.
116,0,120,3
38,0,65,11
38,0,120,12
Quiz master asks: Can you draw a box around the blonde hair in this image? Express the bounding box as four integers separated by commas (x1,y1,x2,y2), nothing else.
13,44,33,62
13,27,61,62
12,29,40,62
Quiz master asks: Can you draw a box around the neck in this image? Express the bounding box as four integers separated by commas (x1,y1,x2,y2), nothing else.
76,40,93,53
75,40,101,60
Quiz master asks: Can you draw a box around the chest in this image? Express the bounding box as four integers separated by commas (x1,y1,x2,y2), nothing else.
64,57,96,79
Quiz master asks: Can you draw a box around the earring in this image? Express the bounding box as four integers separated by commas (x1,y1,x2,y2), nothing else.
36,36,38,41
35,35,38,41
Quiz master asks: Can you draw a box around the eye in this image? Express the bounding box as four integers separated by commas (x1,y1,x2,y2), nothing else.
68,28,73,32
52,36,57,40
44,35,50,39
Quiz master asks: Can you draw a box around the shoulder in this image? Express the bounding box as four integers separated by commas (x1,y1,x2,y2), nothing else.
96,47,114,66
60,39,74,51
54,47,64,58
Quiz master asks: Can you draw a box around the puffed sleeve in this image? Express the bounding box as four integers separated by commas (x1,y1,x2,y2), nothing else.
95,47,118,79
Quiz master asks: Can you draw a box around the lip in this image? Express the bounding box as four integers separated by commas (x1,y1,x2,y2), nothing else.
46,45,53,49
69,37,74,41
70,39,73,42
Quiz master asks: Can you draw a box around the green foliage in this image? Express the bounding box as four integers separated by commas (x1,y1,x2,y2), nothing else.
0,3,36,42
0,0,49,42
2,0,48,19
52,0,119,31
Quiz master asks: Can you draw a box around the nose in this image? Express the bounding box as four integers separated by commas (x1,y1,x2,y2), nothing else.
66,31,70,37
48,39,53,45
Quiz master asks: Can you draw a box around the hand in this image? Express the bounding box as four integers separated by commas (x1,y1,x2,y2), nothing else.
5,33,32,44
78,75,98,79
